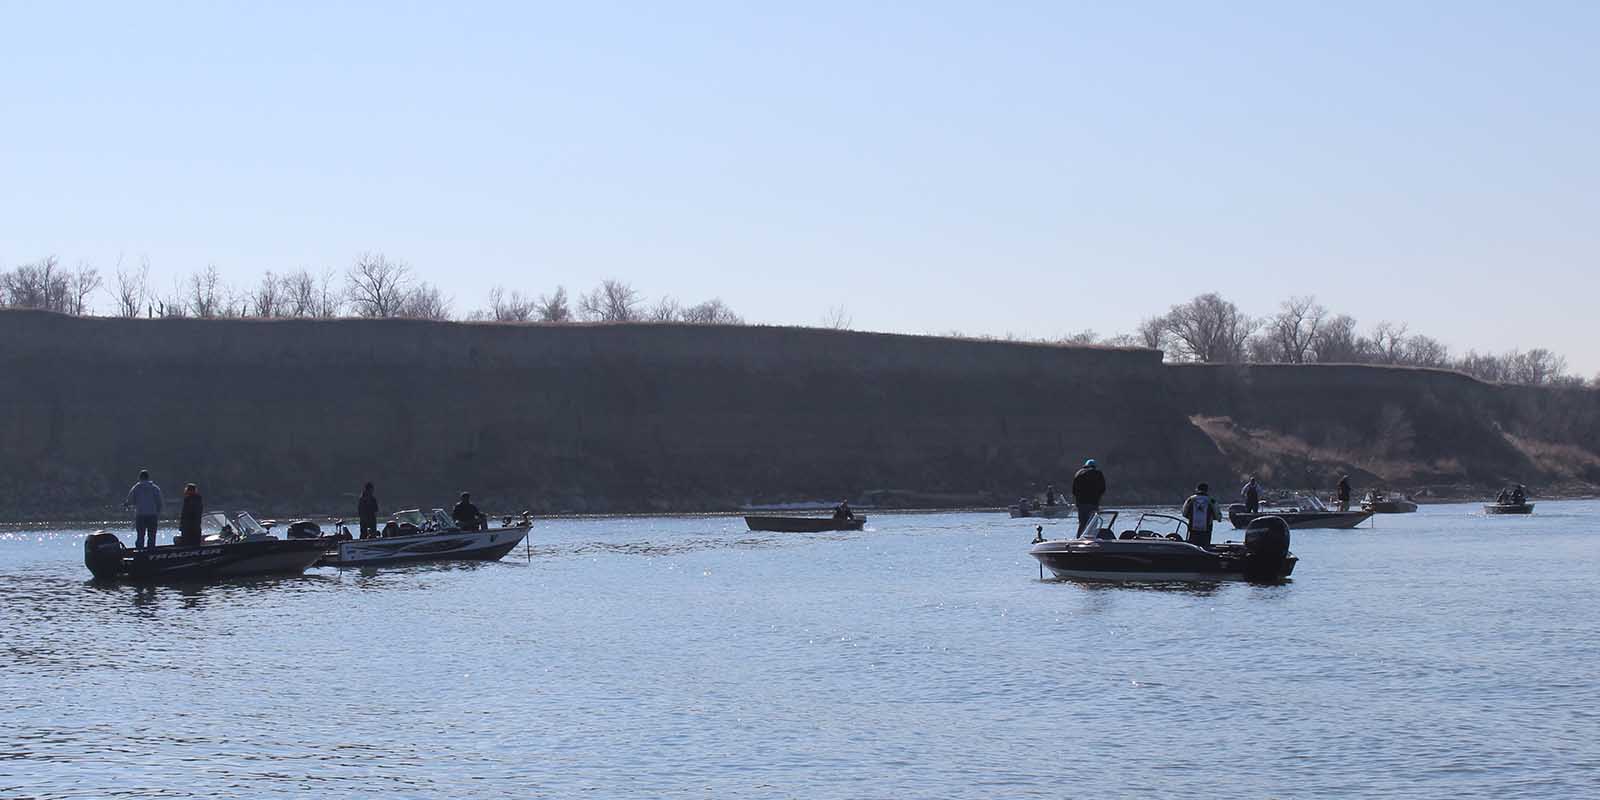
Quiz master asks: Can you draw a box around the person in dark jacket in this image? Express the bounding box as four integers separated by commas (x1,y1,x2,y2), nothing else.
1071,459,1107,535
1241,476,1261,513
833,500,854,521
358,483,379,538
178,483,204,547
1336,475,1352,512
1180,483,1221,547
452,492,482,531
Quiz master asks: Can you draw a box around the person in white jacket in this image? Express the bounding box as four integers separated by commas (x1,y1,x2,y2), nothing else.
1180,483,1221,547
123,469,164,549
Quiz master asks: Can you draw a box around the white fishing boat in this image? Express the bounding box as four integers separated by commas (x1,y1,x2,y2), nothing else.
318,509,532,567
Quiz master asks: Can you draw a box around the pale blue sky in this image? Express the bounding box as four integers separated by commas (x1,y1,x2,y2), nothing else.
3,2,1596,372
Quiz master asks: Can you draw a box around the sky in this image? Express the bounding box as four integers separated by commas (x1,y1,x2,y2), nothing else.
3,1,1597,373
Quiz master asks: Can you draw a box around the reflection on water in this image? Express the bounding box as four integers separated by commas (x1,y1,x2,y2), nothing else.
2,503,1599,799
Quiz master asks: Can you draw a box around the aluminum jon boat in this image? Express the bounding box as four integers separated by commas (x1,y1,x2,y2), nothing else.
319,509,532,567
1028,511,1297,582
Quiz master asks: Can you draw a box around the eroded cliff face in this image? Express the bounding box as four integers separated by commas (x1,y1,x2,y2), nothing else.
1169,364,1600,495
2,311,1594,520
0,311,1225,519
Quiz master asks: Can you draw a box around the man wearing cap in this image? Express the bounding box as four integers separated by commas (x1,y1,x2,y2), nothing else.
1071,459,1107,536
1181,483,1221,547
1336,474,1352,512
123,469,164,549
452,492,483,532
1241,476,1261,513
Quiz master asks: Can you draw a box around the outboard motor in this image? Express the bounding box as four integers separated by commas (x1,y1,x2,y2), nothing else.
1243,516,1292,581
286,520,323,539
83,531,125,580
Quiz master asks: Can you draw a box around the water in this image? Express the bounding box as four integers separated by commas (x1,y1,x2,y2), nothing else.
2,502,1598,798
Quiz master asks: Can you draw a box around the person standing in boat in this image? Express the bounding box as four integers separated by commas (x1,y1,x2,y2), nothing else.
1044,484,1061,506
1511,484,1526,505
1181,483,1221,547
1241,476,1261,513
123,469,164,549
452,492,483,531
1335,475,1352,512
1071,459,1106,535
358,482,379,539
178,483,204,547
833,500,854,521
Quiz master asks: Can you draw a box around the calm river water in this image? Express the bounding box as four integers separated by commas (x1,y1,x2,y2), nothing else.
2,502,1597,798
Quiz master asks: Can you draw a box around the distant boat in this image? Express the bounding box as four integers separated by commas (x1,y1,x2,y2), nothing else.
1362,491,1419,514
1227,494,1372,530
1008,502,1075,519
744,515,866,533
1483,502,1534,515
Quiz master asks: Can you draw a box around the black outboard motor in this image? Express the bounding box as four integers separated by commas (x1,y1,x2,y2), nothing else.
1243,515,1292,581
83,532,126,580
285,520,323,539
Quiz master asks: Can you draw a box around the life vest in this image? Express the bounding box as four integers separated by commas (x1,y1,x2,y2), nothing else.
1189,495,1213,531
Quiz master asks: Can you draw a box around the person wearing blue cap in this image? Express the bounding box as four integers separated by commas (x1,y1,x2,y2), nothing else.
1071,459,1106,535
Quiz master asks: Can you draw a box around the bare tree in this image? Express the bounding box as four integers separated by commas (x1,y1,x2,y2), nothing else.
0,256,71,312
316,267,344,318
483,286,537,322
158,276,189,318
649,296,683,322
577,279,642,322
250,271,284,318
1369,322,1410,364
1058,330,1100,345
66,261,102,315
1136,316,1167,351
1310,314,1362,363
346,253,412,318
112,256,150,318
1509,349,1567,385
1159,293,1258,363
1403,335,1450,368
396,282,452,321
1261,295,1326,364
822,304,853,330
534,286,572,323
682,298,743,325
186,265,227,318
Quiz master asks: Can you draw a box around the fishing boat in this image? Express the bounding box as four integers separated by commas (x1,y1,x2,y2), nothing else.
744,515,866,532
1227,494,1372,530
83,528,326,582
318,509,532,567
1362,491,1419,514
1483,502,1534,515
1028,511,1297,581
1008,501,1075,519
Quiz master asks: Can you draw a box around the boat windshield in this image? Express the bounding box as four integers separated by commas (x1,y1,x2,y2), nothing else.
201,512,230,534
393,509,427,528
233,512,270,537
1130,512,1189,539
431,509,455,530
1074,511,1119,539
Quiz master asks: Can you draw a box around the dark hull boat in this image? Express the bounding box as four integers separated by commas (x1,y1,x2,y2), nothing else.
1029,512,1297,582
1483,502,1534,515
744,515,866,533
84,532,326,582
